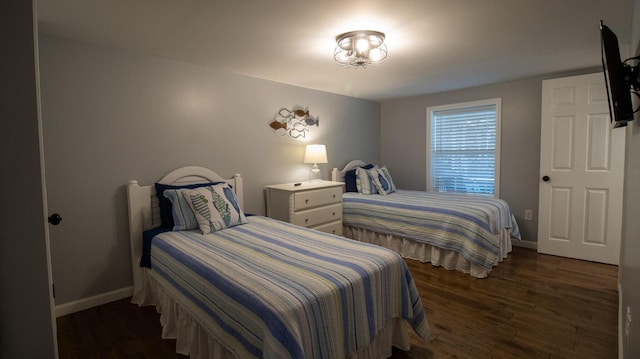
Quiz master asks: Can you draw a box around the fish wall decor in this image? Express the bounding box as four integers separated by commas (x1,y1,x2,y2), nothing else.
269,105,319,138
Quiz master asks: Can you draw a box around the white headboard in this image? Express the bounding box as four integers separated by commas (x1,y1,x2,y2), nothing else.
126,166,243,301
331,160,368,182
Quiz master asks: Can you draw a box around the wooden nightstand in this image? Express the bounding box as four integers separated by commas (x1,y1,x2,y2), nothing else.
265,181,344,235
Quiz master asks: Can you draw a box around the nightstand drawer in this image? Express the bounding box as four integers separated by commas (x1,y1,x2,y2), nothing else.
293,203,342,228
294,186,342,210
312,220,343,236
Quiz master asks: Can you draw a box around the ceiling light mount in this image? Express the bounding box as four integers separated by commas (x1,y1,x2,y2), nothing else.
334,30,387,69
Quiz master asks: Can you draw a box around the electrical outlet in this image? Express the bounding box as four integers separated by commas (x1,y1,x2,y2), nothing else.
524,209,534,221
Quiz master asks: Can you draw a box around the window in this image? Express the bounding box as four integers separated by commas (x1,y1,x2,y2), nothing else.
426,98,501,197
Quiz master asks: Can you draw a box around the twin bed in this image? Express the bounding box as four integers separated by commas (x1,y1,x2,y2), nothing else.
127,166,429,359
331,160,521,279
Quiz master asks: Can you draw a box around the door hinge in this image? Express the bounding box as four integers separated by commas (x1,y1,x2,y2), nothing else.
52,284,55,299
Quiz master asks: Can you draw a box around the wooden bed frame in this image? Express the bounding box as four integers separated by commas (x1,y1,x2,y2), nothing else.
126,166,243,302
331,159,368,183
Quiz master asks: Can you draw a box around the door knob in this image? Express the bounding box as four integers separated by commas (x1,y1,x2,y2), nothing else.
542,176,550,182
48,213,62,225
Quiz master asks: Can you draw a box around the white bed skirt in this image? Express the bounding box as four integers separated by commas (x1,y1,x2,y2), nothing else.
132,268,415,359
343,226,513,278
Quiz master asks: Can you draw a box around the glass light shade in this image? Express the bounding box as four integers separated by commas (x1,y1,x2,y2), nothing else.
334,30,387,69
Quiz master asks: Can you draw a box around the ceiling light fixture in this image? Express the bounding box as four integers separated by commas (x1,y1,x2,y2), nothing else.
334,30,387,69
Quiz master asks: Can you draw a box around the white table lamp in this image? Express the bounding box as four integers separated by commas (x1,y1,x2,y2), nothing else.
304,144,328,181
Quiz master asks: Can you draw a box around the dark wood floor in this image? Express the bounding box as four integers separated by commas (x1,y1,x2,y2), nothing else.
56,247,618,358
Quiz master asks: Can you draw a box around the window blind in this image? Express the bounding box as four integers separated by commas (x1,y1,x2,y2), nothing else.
430,104,496,195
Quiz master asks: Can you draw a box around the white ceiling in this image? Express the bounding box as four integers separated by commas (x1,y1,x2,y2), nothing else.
36,0,634,101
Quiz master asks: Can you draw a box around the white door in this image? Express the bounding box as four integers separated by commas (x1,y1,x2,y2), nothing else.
538,73,625,265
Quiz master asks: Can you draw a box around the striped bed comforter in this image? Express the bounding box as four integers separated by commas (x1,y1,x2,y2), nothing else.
342,190,521,271
148,215,429,359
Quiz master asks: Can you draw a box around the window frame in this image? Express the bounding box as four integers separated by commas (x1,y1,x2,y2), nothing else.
426,98,502,198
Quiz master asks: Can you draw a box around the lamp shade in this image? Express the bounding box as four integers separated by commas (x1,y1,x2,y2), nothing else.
304,144,328,164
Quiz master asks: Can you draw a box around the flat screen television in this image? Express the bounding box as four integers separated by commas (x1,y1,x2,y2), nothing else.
600,21,639,128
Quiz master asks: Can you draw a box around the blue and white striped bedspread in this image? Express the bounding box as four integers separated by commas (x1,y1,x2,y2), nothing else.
150,215,429,359
342,190,521,270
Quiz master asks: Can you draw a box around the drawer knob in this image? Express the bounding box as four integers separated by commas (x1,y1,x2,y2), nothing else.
305,199,309,204
305,218,309,223
332,212,336,216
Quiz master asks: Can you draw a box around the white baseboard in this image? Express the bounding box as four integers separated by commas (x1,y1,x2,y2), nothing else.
55,286,133,317
512,239,537,250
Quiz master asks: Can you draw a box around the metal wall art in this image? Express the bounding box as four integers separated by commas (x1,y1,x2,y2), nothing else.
269,105,319,138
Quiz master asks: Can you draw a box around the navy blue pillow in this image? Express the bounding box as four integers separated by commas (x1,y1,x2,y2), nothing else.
140,226,170,268
155,182,223,228
345,164,375,192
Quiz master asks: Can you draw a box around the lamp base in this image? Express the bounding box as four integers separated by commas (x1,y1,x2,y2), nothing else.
308,164,322,182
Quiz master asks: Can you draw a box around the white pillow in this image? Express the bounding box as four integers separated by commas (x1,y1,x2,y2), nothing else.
182,183,247,234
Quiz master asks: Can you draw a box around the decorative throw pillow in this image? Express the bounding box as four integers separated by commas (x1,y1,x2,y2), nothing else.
163,189,199,231
369,166,396,195
182,183,247,234
345,164,375,192
356,166,379,195
155,182,222,228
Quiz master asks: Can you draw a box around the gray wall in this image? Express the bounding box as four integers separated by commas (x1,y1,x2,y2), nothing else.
380,69,598,243
38,35,380,306
1,0,57,357
620,0,640,357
